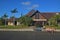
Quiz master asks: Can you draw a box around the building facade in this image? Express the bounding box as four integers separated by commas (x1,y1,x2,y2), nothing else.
27,10,60,27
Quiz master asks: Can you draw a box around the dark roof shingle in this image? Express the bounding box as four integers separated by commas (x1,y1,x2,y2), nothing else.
27,10,60,19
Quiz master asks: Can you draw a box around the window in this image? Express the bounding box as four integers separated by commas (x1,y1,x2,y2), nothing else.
35,13,39,19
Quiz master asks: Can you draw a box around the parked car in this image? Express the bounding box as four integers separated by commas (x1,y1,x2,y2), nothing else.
34,27,43,31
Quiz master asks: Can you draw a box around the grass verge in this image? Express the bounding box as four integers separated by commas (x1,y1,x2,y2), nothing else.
0,25,29,29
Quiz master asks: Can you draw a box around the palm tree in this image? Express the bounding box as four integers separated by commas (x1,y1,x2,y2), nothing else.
11,8,18,25
11,8,18,16
2,13,8,26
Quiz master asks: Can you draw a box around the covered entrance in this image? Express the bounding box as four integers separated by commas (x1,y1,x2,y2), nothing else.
33,19,47,27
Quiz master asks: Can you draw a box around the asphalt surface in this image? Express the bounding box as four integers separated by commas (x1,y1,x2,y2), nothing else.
0,31,60,40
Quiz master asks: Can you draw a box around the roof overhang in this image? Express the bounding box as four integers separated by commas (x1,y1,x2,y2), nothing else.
33,19,47,21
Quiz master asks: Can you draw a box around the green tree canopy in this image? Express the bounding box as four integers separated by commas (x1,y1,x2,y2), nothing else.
11,8,18,13
48,14,60,26
11,8,18,17
0,13,8,25
2,13,8,19
19,16,33,26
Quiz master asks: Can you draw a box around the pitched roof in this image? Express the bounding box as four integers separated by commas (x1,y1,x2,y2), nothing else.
27,10,60,19
8,17,18,22
40,13,56,19
27,10,38,17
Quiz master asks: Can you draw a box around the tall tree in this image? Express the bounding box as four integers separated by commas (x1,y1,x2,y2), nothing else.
11,8,18,25
2,13,8,26
11,8,18,17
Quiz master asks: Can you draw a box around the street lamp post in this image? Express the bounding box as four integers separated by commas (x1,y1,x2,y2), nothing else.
3,17,7,27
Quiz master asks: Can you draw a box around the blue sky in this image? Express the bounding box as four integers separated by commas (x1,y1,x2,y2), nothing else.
0,0,60,18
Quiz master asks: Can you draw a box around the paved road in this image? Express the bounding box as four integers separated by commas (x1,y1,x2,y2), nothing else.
0,31,60,40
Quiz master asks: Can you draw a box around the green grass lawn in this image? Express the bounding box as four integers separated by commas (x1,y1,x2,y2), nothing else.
55,26,60,29
0,25,29,29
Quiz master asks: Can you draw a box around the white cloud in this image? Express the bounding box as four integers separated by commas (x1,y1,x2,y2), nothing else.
21,2,39,10
21,1,31,5
27,4,39,9
32,4,39,9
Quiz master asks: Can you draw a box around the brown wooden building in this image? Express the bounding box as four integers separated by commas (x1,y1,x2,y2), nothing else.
8,17,20,25
26,10,60,27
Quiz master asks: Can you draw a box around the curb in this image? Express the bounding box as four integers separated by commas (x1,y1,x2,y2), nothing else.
0,29,60,32
55,29,60,32
0,29,34,31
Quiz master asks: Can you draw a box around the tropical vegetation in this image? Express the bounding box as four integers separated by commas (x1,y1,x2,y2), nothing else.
47,14,60,29
18,15,33,26
0,8,33,28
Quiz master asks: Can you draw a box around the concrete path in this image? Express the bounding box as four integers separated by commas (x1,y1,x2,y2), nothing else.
0,29,34,31
55,29,60,32
0,29,60,32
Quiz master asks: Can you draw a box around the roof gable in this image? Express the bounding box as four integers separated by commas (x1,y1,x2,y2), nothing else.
27,10,40,17
27,10,60,19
